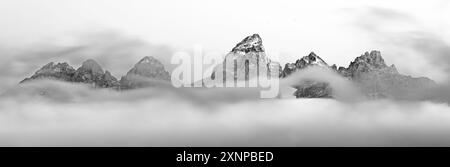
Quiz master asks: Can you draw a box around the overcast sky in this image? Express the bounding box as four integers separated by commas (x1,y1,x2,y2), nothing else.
1,0,450,146
0,0,449,82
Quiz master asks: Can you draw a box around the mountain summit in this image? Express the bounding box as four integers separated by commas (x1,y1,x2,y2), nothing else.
282,52,328,77
20,62,76,83
231,34,265,53
72,59,119,88
341,51,398,77
282,50,435,99
77,59,104,75
21,59,119,88
205,34,281,85
119,56,171,89
19,37,436,100
125,56,170,78
337,51,433,98
21,56,171,90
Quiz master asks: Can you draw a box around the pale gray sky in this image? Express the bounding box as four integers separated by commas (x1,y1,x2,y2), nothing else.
0,0,449,82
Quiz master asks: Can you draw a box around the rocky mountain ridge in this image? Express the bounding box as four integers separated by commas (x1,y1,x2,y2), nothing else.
20,56,170,90
282,50,435,98
20,34,436,99
205,34,281,85
120,56,171,89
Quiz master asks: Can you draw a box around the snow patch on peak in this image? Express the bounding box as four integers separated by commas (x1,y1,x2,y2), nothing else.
300,52,328,67
231,34,265,53
138,56,157,64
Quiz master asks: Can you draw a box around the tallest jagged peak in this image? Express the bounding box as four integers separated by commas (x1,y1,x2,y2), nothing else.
231,34,265,53
355,50,387,68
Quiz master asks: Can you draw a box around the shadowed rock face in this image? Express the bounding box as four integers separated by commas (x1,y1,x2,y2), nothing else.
20,62,76,83
231,34,265,53
73,59,119,88
282,52,328,77
119,56,170,89
20,56,170,90
294,81,333,98
342,51,398,78
20,60,119,88
281,52,332,98
283,50,436,99
338,51,434,99
19,34,436,100
98,71,119,88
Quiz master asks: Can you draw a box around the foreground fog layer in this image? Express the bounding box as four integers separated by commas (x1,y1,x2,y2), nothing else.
1,79,450,146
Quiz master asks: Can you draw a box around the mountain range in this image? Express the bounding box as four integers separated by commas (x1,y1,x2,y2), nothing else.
20,34,436,99
20,56,171,90
280,50,435,98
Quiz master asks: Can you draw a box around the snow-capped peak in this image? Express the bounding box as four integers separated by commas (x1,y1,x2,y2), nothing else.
231,34,265,53
299,52,328,67
79,59,104,74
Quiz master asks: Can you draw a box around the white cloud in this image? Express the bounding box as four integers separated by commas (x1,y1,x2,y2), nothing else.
1,80,450,146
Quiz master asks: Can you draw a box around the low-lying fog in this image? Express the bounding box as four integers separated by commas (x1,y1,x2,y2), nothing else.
1,75,450,146
1,31,450,146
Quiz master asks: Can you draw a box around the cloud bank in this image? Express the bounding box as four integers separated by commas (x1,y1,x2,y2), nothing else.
0,74,450,146
0,26,449,146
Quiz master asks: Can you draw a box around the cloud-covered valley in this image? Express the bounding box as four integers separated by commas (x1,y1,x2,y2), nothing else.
0,27,449,146
1,73,450,146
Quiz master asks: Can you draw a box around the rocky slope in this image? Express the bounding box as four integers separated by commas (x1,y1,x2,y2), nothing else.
338,51,435,99
206,34,281,85
283,50,436,99
73,59,119,88
119,56,171,89
280,52,333,98
20,57,171,90
20,60,119,88
20,62,76,83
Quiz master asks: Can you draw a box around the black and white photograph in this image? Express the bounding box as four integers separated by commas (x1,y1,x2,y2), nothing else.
1,0,450,164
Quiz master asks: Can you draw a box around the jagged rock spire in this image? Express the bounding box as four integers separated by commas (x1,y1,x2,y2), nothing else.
72,59,119,88
231,34,265,53
137,56,158,64
206,33,281,84
302,52,328,66
282,52,329,77
346,50,397,74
